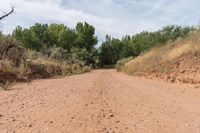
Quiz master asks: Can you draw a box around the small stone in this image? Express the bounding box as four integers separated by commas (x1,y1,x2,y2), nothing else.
109,113,114,118
116,120,120,123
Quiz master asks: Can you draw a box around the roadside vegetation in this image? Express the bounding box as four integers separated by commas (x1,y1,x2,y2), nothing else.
115,57,133,72
122,28,200,84
0,22,97,87
0,8,197,88
99,25,194,65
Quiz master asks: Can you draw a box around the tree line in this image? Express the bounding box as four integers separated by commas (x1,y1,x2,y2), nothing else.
99,25,195,65
0,7,195,67
12,22,99,66
9,23,195,67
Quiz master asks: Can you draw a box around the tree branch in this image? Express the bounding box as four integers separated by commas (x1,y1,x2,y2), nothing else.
0,7,14,21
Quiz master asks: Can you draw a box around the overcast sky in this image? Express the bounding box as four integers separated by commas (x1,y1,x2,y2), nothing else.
0,0,200,42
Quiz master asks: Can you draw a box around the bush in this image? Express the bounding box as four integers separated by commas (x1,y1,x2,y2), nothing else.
48,47,68,61
0,36,26,66
115,57,133,71
26,49,41,60
70,64,91,74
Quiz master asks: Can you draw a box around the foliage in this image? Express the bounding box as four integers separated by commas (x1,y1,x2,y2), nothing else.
0,36,26,66
69,47,99,67
13,22,97,52
115,57,133,71
76,22,98,50
122,29,200,75
99,35,124,65
47,47,68,61
99,25,195,65
26,49,41,60
12,22,98,65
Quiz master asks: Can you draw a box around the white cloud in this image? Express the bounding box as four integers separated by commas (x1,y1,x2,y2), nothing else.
0,0,199,41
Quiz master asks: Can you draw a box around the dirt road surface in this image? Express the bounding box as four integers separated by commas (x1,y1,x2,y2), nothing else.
0,70,200,133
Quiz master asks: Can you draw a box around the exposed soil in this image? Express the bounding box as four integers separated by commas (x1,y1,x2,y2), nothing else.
0,70,200,133
143,54,200,85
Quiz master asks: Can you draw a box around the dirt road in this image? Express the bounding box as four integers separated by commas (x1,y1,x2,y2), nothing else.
0,70,200,133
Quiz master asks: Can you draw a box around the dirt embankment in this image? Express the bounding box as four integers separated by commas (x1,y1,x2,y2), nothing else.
123,34,200,85
1,70,200,133
143,53,200,85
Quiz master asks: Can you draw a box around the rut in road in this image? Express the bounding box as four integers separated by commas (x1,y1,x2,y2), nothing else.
0,70,200,133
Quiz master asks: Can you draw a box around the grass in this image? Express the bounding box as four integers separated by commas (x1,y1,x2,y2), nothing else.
122,29,200,75
0,36,92,86
115,57,133,71
0,56,91,86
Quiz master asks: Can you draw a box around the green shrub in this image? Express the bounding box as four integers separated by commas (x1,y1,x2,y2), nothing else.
48,47,68,61
26,49,41,60
115,57,133,71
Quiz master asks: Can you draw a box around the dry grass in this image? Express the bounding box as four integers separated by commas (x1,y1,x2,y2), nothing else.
32,58,60,67
0,80,16,90
0,57,91,86
123,29,200,75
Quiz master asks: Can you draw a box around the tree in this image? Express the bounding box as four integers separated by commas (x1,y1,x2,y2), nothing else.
12,22,99,66
100,35,123,65
99,25,195,65
76,22,97,51
57,26,77,51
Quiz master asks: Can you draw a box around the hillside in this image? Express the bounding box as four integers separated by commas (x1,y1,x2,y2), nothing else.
122,29,200,84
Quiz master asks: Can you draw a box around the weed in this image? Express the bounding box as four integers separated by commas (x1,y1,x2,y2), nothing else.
0,80,16,91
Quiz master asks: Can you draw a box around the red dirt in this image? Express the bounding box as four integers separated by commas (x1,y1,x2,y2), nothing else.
144,54,200,85
0,70,200,133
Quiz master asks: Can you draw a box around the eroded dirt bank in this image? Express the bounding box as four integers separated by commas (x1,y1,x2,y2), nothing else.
0,70,200,133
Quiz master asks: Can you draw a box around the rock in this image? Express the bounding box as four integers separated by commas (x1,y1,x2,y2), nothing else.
116,120,120,123
109,113,114,118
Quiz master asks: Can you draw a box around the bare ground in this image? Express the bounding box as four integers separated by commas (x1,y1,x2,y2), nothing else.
0,70,200,133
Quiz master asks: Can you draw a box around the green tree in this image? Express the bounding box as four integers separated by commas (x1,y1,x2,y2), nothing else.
76,22,98,50
99,25,195,65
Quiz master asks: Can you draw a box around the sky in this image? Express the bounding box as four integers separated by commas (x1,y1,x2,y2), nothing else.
0,0,200,42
